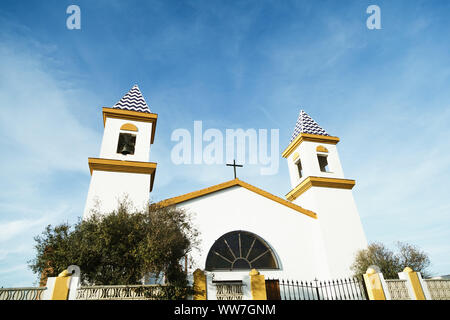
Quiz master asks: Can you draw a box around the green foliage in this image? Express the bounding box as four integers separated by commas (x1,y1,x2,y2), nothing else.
29,201,199,290
351,241,431,279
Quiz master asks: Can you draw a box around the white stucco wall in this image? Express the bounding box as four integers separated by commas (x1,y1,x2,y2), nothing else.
99,117,153,162
83,170,151,219
83,116,155,219
287,141,345,189
175,185,326,281
285,139,367,279
294,187,368,279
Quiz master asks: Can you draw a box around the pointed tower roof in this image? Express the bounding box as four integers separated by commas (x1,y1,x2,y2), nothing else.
112,84,151,113
290,110,329,143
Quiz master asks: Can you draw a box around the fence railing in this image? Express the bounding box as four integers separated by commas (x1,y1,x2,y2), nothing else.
424,279,450,300
385,279,411,300
0,287,47,300
269,277,367,300
75,284,187,300
215,282,244,300
3,272,448,300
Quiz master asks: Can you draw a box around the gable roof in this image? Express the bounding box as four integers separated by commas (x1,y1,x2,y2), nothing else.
157,178,317,219
112,84,151,113
290,110,329,143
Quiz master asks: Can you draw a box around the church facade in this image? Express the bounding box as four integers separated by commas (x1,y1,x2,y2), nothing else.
83,85,368,285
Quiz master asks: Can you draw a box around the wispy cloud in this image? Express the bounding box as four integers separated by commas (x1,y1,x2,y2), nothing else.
0,219,46,243
0,32,99,286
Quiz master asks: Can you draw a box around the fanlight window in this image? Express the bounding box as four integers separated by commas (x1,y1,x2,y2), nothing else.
205,231,279,271
117,133,136,155
120,123,138,132
316,145,328,153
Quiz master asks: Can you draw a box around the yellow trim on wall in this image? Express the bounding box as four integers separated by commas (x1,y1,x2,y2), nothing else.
193,269,207,300
286,176,356,201
88,158,157,191
102,108,158,144
282,133,339,158
120,123,138,132
403,267,426,300
292,152,299,161
316,145,329,153
249,269,267,300
51,270,71,300
157,178,317,219
363,268,386,300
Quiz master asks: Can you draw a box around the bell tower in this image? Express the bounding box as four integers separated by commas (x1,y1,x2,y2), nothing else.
282,110,367,278
83,85,158,219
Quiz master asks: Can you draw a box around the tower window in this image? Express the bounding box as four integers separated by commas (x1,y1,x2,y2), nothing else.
296,159,303,179
318,155,329,172
117,133,136,155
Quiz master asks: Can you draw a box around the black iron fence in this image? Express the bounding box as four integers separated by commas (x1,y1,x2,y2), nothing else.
266,277,368,300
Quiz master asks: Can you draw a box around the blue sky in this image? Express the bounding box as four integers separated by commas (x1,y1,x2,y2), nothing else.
0,0,449,286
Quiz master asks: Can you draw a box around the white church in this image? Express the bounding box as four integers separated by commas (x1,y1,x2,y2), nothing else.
83,85,368,286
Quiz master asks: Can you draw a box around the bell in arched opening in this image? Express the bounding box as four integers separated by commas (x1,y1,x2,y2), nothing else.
116,133,136,155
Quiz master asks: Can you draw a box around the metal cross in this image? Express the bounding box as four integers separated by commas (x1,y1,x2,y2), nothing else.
226,160,243,179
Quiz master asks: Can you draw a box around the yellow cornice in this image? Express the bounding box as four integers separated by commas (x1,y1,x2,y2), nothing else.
282,133,340,158
158,178,317,219
88,158,157,191
286,176,355,201
102,108,158,144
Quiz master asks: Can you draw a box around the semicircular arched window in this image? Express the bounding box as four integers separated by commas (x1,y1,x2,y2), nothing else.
120,123,138,132
205,231,279,271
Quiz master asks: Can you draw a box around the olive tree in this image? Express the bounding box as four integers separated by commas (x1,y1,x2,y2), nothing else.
350,241,431,279
29,201,199,287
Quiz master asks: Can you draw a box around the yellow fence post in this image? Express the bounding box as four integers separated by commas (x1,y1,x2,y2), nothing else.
51,270,72,300
398,267,429,300
249,269,267,300
193,269,207,300
363,267,387,300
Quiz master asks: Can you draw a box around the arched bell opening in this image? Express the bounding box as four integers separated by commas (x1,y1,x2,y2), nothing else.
116,132,136,155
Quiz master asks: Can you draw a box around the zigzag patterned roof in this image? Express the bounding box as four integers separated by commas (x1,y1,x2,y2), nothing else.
290,110,329,143
112,85,151,113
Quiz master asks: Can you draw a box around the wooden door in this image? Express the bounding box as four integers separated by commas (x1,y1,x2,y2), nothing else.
265,279,281,300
